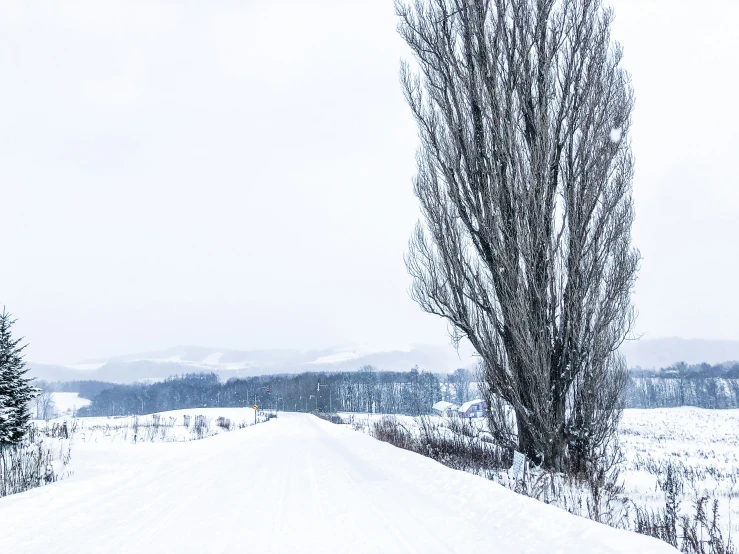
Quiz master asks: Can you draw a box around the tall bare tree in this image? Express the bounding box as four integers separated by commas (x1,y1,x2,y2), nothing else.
449,367,473,405
34,390,56,421
398,0,638,473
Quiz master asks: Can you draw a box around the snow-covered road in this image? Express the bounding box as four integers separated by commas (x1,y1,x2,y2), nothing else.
0,413,676,553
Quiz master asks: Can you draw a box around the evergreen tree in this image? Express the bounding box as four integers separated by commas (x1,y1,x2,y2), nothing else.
0,307,39,446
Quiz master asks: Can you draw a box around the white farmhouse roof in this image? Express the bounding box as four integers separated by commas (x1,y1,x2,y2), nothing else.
459,399,484,412
432,401,458,412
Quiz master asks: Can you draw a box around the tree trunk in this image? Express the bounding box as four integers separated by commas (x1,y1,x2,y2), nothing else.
515,413,540,465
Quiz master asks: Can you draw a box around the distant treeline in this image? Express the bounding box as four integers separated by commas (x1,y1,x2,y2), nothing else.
625,361,739,409
630,361,739,379
46,361,739,417
75,367,478,417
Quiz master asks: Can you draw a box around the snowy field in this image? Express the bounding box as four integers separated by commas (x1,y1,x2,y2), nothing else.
0,407,265,498
33,406,260,444
620,408,739,539
45,406,261,443
0,411,674,553
50,392,91,416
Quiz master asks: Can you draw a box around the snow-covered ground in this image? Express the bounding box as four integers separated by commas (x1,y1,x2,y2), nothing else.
620,407,739,473
50,392,91,416
12,408,264,492
620,408,739,539
0,412,674,553
36,407,260,444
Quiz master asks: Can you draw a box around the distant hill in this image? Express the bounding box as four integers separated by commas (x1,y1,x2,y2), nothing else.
27,363,103,383
29,337,739,384
621,338,739,369
27,343,479,384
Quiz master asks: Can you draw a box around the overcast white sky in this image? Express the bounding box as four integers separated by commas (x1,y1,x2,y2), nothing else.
1,1,737,364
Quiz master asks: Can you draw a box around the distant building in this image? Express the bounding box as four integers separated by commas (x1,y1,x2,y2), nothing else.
432,401,459,416
458,399,486,419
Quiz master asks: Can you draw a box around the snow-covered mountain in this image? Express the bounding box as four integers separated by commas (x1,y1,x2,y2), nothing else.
28,338,739,384
28,343,479,384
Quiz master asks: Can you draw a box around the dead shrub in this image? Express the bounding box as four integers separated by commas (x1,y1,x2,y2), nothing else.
216,417,232,430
